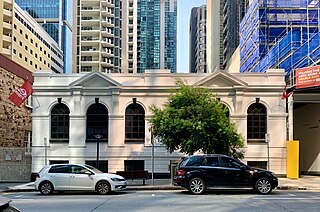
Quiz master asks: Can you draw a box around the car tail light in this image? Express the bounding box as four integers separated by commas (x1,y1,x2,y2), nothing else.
177,169,186,176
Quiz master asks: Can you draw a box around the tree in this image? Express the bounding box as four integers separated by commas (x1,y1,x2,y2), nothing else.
150,80,244,158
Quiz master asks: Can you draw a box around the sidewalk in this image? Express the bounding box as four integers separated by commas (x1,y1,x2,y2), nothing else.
0,176,319,193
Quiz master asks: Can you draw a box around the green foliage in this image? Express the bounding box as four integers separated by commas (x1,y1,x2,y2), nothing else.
150,79,244,159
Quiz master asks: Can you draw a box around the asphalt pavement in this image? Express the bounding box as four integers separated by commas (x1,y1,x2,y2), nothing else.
0,175,319,193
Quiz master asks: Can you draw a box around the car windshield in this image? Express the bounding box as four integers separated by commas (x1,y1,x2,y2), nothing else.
180,157,204,167
83,165,103,174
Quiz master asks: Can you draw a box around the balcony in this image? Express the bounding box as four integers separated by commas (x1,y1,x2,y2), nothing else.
101,18,114,28
101,28,114,37
81,6,100,11
101,0,114,7
3,8,12,17
3,0,13,4
101,48,114,57
1,48,11,56
101,58,114,67
101,9,114,18
101,38,114,47
2,22,12,30
81,26,100,36
2,34,11,43
81,47,100,57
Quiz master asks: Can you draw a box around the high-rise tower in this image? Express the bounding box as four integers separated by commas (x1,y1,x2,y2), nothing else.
206,0,248,72
16,0,73,73
74,0,177,73
189,5,207,73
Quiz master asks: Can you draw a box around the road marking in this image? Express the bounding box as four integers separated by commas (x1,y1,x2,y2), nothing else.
253,197,320,200
279,193,296,196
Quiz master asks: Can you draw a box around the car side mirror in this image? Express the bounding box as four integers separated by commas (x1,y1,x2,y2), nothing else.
240,165,246,170
85,171,93,175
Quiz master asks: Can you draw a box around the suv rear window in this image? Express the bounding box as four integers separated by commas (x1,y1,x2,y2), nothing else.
48,165,70,173
180,157,204,167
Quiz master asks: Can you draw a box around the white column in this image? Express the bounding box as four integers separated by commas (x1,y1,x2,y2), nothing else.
288,95,294,140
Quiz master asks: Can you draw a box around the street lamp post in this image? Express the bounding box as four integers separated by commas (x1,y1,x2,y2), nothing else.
150,127,154,186
44,137,47,166
265,133,270,170
94,134,103,169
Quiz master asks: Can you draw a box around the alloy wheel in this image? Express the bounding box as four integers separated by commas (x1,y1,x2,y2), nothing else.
97,181,111,195
188,178,205,195
256,178,272,194
40,182,53,195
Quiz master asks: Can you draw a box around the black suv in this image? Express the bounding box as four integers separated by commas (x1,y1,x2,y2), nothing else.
174,154,278,195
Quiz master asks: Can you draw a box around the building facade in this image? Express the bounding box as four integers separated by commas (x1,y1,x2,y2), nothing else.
16,0,73,74
31,69,287,177
206,0,248,73
73,0,177,74
189,5,207,73
0,54,33,181
0,1,64,73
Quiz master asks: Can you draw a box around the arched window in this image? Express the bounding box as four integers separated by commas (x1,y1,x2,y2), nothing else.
247,103,267,142
86,103,108,140
221,104,230,118
125,103,145,142
51,103,70,139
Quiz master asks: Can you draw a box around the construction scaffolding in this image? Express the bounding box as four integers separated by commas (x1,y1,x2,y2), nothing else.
240,0,320,75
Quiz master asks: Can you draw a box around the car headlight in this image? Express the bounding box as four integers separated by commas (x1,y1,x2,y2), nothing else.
270,172,277,178
111,177,122,182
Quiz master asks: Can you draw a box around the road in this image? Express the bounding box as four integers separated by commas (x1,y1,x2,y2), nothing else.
1,190,320,212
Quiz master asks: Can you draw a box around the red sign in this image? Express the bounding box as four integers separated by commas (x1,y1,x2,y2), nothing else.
8,80,33,106
296,66,320,89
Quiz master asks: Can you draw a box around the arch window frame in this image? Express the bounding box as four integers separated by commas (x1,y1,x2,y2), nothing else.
247,103,267,143
50,103,70,141
125,103,145,143
86,103,109,141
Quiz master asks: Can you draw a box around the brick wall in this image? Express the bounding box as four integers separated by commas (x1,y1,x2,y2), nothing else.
0,55,33,181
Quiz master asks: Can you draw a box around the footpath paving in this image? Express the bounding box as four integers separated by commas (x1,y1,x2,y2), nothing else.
0,176,319,193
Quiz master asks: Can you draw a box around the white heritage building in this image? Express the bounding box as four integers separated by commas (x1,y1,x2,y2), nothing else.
31,69,287,177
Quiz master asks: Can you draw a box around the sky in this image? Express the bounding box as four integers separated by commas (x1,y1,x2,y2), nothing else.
177,0,206,73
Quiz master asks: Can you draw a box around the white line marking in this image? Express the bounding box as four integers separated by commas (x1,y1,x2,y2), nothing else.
253,197,320,200
12,199,34,201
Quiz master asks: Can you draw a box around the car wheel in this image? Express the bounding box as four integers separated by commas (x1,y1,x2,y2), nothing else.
188,178,206,195
96,181,111,195
39,181,54,195
255,178,272,194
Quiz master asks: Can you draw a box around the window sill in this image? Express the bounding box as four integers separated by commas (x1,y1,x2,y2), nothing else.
247,139,266,144
49,139,69,142
124,139,145,144
85,139,108,142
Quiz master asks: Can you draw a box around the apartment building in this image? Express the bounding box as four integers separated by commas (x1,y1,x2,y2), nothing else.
0,1,64,73
189,5,207,73
16,0,73,73
73,0,177,74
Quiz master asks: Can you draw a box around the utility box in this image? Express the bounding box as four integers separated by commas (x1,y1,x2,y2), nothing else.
286,140,299,179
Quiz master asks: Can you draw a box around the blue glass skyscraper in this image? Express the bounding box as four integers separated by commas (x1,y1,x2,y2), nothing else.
16,0,73,73
137,0,177,73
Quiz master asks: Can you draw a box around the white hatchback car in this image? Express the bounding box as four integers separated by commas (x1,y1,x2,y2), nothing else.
34,164,126,195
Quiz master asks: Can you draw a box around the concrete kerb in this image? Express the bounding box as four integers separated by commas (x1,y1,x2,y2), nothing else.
1,176,320,193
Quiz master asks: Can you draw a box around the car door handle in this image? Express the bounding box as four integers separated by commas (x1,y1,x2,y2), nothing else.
225,171,231,174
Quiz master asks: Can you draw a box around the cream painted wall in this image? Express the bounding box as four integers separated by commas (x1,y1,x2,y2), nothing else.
225,46,240,73
31,69,287,175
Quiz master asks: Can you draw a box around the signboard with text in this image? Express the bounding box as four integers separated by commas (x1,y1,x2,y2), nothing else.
296,66,320,89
